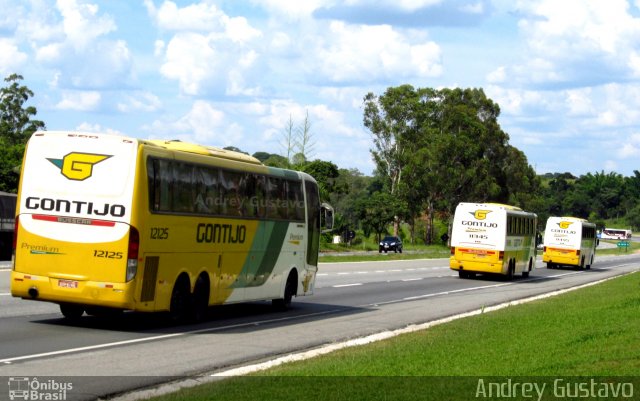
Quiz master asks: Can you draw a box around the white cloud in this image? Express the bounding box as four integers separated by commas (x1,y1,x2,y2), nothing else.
0,39,28,75
487,66,506,84
117,92,162,113
147,0,261,42
251,0,329,19
56,0,116,50
511,0,640,85
14,0,133,90
144,100,244,145
56,90,101,111
314,21,442,83
75,122,125,135
151,1,263,96
565,88,593,116
618,142,640,158
159,33,220,95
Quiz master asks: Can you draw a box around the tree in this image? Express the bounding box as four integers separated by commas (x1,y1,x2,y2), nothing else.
302,159,342,201
364,85,427,236
364,86,537,244
280,115,296,167
355,191,407,241
0,74,45,192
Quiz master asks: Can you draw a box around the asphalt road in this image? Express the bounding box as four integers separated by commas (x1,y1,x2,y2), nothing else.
0,252,638,400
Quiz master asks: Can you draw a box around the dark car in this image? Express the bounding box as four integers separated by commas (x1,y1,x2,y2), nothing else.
379,236,403,253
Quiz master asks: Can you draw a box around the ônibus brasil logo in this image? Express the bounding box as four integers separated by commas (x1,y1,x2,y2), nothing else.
47,152,112,181
557,221,574,229
470,209,492,220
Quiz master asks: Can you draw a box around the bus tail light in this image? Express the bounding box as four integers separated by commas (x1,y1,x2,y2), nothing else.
498,251,504,260
450,246,455,255
576,250,581,256
126,226,139,282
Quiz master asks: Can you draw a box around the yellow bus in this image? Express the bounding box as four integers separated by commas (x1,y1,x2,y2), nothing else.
449,202,537,279
543,216,597,269
11,131,333,320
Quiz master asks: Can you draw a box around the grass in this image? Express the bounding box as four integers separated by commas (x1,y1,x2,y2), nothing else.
150,272,640,401
318,239,639,263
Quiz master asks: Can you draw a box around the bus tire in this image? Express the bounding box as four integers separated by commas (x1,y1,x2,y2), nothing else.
60,303,84,320
169,275,191,323
273,270,297,311
522,259,532,278
506,261,515,280
192,274,210,322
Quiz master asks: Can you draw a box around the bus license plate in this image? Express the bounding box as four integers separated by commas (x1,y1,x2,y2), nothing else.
58,279,78,289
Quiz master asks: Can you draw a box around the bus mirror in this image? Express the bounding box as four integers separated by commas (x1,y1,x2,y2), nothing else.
321,202,334,233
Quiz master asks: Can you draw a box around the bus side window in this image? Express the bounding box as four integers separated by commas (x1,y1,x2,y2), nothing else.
157,159,173,212
288,180,304,221
172,162,194,213
220,170,244,217
251,174,267,218
266,178,286,219
147,158,159,211
193,166,216,215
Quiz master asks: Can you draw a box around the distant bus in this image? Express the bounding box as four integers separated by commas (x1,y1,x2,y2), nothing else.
449,202,538,279
599,228,632,240
11,131,333,321
543,216,597,269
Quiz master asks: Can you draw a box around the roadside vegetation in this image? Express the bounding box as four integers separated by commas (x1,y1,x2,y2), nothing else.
151,271,640,401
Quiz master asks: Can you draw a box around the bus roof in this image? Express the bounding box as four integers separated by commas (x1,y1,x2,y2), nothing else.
547,216,591,223
147,139,263,165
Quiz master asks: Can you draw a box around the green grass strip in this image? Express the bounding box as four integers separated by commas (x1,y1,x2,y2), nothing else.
151,271,640,401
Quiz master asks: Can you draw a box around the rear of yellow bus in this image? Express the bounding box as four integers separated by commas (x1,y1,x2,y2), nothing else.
542,217,582,268
449,203,507,277
11,131,140,317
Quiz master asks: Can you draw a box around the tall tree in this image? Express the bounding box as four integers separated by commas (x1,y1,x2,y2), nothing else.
0,74,45,192
296,109,314,162
364,85,427,236
364,86,538,244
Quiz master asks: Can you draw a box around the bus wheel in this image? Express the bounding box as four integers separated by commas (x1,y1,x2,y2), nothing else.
273,270,297,311
192,275,210,322
522,259,532,278
458,270,468,279
169,276,191,323
506,261,515,280
60,303,84,319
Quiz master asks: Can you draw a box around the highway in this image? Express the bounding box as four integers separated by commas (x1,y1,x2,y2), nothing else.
0,251,639,400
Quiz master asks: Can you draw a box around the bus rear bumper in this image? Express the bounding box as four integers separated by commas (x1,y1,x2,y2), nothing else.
10,271,135,309
449,258,506,274
543,254,579,267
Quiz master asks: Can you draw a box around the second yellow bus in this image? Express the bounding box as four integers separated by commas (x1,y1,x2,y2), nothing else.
543,216,597,269
449,202,538,279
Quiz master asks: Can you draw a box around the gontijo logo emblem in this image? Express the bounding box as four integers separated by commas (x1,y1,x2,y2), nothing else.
470,209,492,220
557,221,574,229
47,152,112,181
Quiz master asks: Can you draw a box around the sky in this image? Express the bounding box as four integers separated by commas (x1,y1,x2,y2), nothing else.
2,0,640,177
